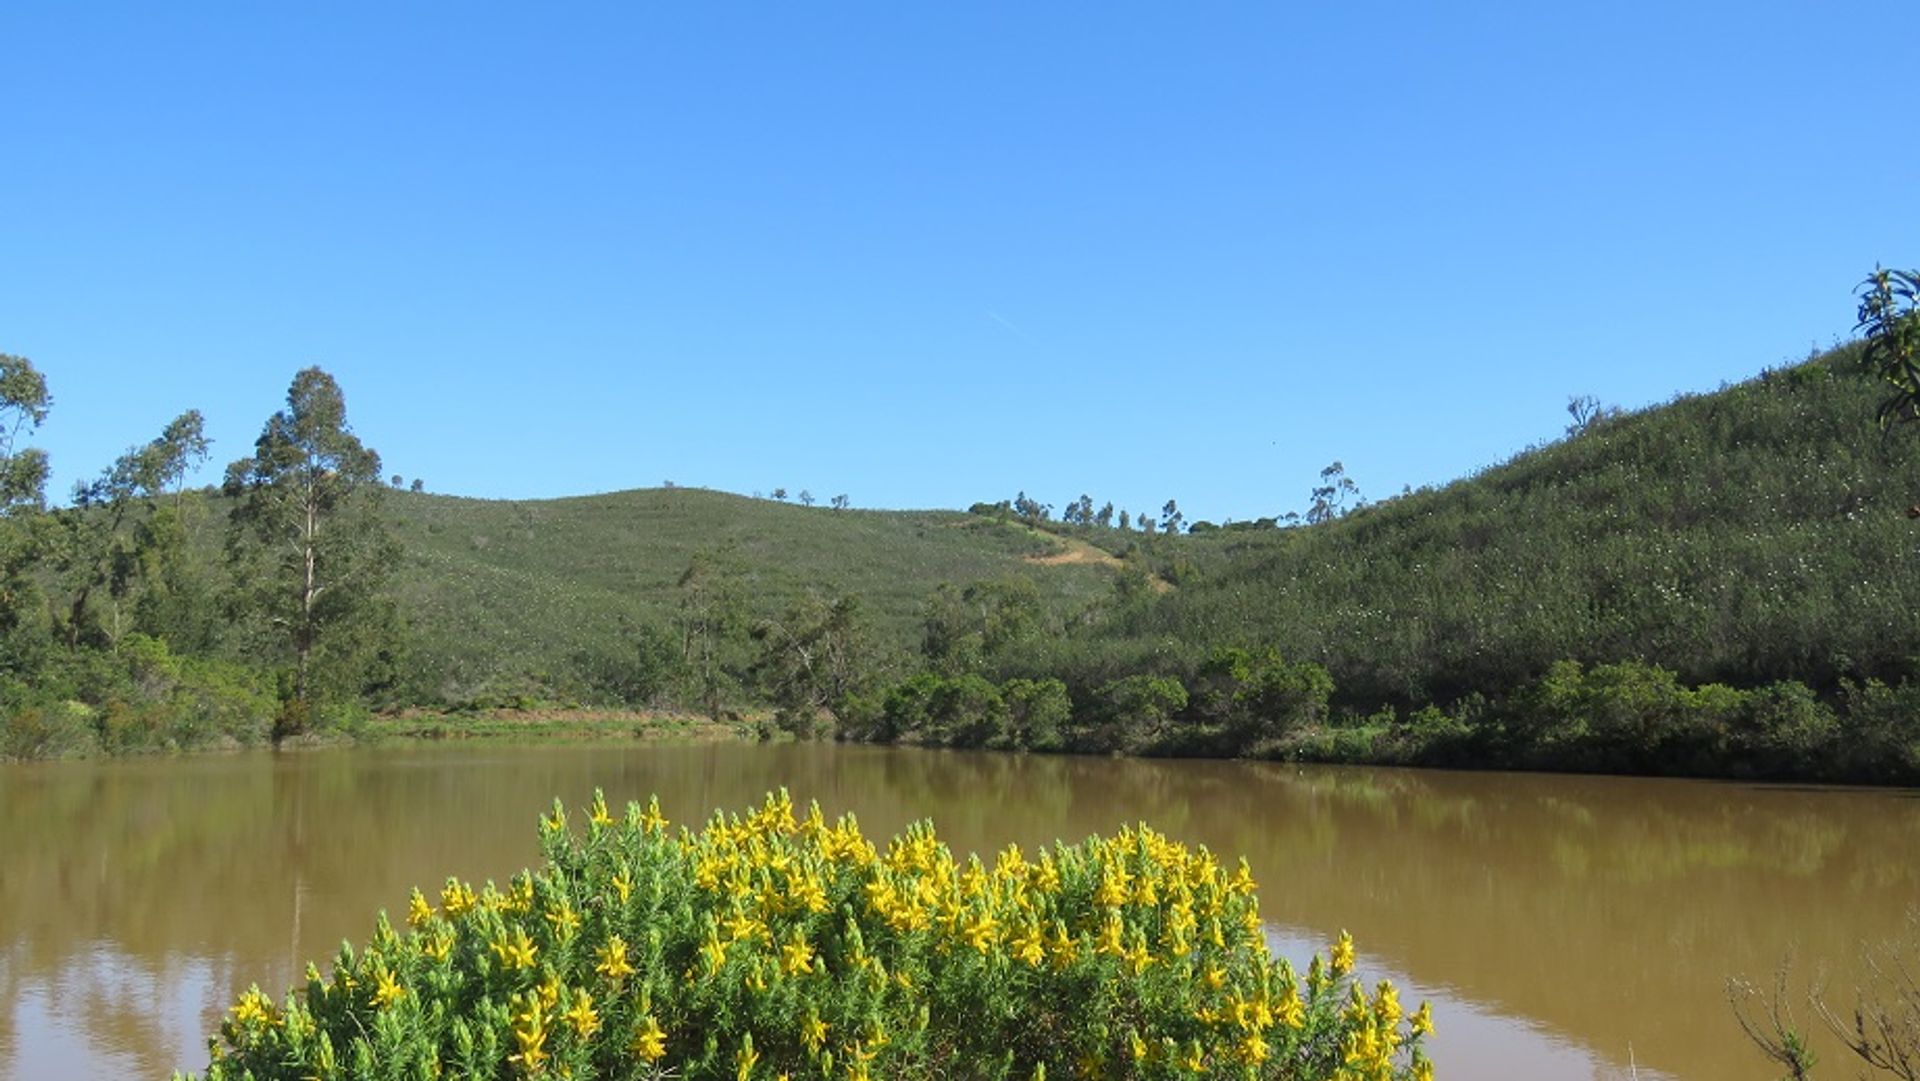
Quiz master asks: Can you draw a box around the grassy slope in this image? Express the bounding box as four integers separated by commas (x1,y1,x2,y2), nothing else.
1071,344,1920,707
383,487,1119,696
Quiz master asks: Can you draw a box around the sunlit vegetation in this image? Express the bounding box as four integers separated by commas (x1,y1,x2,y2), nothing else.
8,271,1920,783
182,791,1431,1081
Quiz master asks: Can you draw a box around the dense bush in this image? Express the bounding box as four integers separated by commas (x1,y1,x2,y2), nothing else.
185,792,1433,1081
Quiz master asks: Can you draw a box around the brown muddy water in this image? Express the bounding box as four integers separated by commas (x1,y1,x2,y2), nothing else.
0,742,1914,1080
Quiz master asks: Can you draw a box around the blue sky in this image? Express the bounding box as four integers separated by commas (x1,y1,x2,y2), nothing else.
2,2,1913,523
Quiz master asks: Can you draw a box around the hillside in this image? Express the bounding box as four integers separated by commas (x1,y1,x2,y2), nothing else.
1048,343,1920,711
382,487,1123,699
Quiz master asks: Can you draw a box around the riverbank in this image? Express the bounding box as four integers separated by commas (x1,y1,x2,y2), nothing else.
0,704,750,762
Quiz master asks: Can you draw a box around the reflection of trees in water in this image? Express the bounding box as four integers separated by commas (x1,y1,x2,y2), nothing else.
4,747,1918,1081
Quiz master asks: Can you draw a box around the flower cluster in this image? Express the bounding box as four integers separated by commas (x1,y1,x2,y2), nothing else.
185,790,1432,1081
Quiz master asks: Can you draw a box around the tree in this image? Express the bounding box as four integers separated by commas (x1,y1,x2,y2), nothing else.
1307,460,1362,525
1565,394,1617,437
772,487,788,502
410,478,424,493
751,592,875,737
1858,267,1920,428
676,544,748,721
50,410,209,648
1095,502,1114,529
224,368,399,711
1119,508,1131,531
830,494,849,511
798,489,815,507
0,354,51,661
1160,499,1184,535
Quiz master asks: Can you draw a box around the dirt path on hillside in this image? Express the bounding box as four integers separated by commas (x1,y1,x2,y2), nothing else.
1026,536,1174,592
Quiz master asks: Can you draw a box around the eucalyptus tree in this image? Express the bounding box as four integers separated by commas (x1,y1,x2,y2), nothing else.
50,409,209,648
224,368,399,707
0,354,51,661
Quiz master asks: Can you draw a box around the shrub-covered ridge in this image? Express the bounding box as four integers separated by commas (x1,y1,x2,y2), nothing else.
183,791,1432,1081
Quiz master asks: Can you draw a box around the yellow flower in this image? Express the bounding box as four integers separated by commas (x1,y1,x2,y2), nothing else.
1133,874,1159,907
1203,965,1226,990
1032,856,1061,895
725,910,767,945
546,899,581,939
492,927,538,970
961,910,1000,953
407,889,436,929
640,797,668,834
510,999,548,1073
780,930,816,976
700,932,730,974
1373,980,1403,1026
735,1034,760,1080
229,987,274,1028
566,990,600,1039
1330,930,1356,976
610,869,632,904
1409,1001,1435,1037
631,1014,668,1061
441,879,477,918
1179,1040,1207,1073
1236,1031,1269,1065
421,929,452,962
373,967,405,1009
1228,860,1257,896
589,792,613,827
1096,913,1126,957
1010,923,1046,967
802,1011,830,1053
1046,922,1078,968
596,935,635,982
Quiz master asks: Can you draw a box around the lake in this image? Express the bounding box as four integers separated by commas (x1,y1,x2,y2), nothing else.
1,741,1914,1079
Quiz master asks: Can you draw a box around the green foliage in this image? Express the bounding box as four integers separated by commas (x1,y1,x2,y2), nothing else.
1085,675,1189,755
752,592,880,737
572,619,682,709
1073,345,1920,717
1191,647,1335,751
224,368,402,707
184,791,1432,1081
921,577,1046,677
1856,267,1920,428
1003,677,1072,751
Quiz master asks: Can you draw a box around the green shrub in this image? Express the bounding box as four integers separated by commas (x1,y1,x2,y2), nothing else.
1003,677,1072,752
184,792,1433,1081
1084,675,1189,754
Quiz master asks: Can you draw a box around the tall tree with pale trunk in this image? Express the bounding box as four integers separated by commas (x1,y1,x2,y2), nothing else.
224,368,399,712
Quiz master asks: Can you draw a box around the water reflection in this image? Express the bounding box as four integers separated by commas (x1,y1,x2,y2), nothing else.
1,744,1913,1080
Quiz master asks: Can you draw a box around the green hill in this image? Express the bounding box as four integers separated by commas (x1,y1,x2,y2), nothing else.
382,487,1122,700
1063,342,1920,706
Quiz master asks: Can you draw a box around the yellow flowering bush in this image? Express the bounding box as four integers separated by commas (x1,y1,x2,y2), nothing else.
183,791,1433,1081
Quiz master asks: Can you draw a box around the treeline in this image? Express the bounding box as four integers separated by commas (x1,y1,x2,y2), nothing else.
825,651,1919,786
1,357,401,759
740,554,1919,784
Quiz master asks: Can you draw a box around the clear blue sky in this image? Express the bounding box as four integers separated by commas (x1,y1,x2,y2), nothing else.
2,2,1913,523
